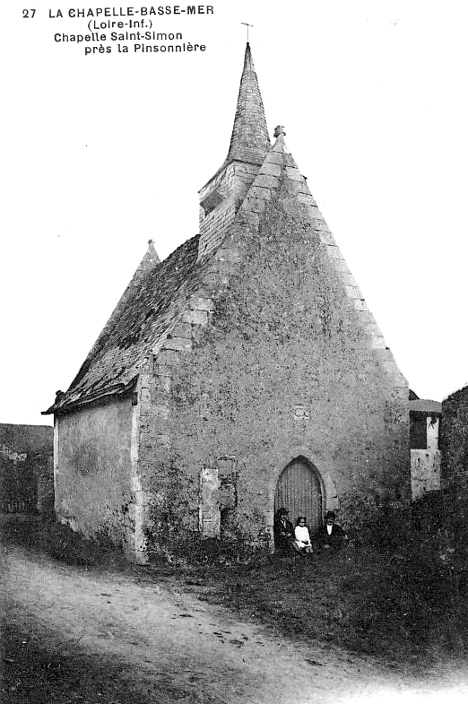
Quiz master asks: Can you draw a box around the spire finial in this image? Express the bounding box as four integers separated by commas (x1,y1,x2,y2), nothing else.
274,125,286,138
241,22,253,42
144,239,160,265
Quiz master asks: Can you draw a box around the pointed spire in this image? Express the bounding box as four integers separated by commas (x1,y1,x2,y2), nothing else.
225,43,271,166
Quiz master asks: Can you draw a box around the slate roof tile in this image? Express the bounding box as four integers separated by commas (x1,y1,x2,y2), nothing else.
45,235,201,413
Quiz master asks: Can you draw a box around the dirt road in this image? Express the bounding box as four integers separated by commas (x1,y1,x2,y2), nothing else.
2,545,467,703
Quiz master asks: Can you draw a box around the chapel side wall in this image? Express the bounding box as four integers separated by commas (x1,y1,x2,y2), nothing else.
55,397,135,546
141,188,410,548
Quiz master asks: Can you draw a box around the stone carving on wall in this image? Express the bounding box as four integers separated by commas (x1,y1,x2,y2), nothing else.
199,457,238,537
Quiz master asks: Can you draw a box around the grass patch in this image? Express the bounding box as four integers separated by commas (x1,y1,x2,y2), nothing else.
1,516,127,569
171,543,468,667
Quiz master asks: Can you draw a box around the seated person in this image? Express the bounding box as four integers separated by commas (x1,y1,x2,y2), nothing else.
315,511,348,551
273,508,294,552
294,516,313,554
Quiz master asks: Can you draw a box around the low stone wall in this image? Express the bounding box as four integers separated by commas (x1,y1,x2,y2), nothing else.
0,424,54,514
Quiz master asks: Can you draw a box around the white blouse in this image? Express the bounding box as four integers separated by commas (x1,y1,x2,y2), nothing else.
294,525,311,544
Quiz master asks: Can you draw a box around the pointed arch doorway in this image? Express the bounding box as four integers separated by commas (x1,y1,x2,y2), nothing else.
274,456,323,535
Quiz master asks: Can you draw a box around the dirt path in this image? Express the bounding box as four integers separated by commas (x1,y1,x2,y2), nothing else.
2,546,467,704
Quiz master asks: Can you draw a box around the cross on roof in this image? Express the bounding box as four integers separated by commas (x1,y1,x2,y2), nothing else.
241,22,253,42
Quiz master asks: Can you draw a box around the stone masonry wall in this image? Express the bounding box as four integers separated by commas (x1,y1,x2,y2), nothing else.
139,174,410,553
441,386,468,545
441,386,468,495
55,397,135,547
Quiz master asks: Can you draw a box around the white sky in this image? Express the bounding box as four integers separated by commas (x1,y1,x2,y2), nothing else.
2,0,468,426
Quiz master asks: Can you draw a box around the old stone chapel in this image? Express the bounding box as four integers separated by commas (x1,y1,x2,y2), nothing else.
44,44,410,562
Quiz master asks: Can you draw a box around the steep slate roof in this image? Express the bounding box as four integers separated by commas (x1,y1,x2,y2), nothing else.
45,42,404,415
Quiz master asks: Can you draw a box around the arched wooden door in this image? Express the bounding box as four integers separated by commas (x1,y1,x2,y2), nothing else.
274,457,323,534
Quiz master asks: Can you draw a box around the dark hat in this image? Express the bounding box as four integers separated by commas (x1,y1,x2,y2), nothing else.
324,511,336,520
277,507,289,516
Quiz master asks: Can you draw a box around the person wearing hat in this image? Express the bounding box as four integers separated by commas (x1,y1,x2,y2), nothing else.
314,511,348,552
273,507,295,553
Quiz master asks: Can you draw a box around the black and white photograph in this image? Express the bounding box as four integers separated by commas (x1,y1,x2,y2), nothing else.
2,1,468,702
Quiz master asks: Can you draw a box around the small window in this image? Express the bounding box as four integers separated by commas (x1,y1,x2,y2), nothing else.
410,414,427,449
